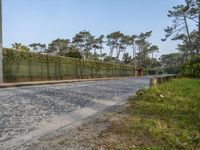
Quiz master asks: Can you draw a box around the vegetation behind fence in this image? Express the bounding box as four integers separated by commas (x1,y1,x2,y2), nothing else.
3,49,134,82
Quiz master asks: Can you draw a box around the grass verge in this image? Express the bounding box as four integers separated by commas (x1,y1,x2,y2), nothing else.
98,78,200,150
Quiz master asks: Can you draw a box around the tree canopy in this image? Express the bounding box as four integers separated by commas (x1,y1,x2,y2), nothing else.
7,30,159,68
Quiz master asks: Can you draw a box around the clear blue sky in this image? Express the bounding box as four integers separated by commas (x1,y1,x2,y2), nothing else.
3,0,185,57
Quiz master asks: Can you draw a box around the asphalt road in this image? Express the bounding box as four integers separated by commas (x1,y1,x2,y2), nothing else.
0,77,150,149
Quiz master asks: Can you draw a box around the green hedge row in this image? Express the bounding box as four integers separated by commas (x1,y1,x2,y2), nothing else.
3,49,135,82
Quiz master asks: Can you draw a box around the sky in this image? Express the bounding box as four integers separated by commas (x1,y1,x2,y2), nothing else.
3,0,185,57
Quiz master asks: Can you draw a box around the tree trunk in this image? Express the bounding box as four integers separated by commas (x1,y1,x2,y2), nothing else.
94,48,96,54
123,49,126,58
109,47,114,57
183,14,194,56
100,47,103,61
198,12,200,54
116,48,121,60
132,42,135,58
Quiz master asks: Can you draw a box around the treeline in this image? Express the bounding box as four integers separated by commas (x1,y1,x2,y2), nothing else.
9,30,159,68
159,53,183,74
163,0,200,61
160,0,200,74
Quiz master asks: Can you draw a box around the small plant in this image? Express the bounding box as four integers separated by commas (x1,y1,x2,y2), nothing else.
58,137,65,145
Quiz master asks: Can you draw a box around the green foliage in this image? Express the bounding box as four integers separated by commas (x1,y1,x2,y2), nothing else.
103,56,117,62
143,68,163,76
160,53,183,74
164,67,181,74
72,30,94,59
47,38,70,55
163,0,200,57
123,53,132,64
61,45,83,59
29,43,46,53
181,55,200,78
101,79,200,149
130,79,200,149
2,49,134,82
8,30,160,65
11,43,30,52
135,31,159,67
3,48,64,63
65,50,82,59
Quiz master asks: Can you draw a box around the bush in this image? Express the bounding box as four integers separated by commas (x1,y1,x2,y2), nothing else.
65,51,82,59
164,67,181,74
181,55,200,78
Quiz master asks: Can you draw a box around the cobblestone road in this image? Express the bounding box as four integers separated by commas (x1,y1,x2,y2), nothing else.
0,77,150,149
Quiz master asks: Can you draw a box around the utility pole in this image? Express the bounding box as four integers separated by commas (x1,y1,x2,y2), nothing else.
0,0,3,83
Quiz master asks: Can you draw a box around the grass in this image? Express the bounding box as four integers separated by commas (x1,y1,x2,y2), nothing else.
99,78,200,150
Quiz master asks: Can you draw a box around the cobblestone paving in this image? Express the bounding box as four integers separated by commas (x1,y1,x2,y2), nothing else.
0,77,150,149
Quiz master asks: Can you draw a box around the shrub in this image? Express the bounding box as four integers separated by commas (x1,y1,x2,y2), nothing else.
181,55,200,78
164,67,181,74
65,51,82,59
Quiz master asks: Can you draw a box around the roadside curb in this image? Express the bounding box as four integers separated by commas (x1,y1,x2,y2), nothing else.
0,77,131,88
150,75,177,86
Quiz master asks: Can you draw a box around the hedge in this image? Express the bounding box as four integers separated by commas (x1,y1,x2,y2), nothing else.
3,49,135,82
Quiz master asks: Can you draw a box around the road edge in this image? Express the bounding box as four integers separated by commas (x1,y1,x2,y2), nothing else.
0,77,134,88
